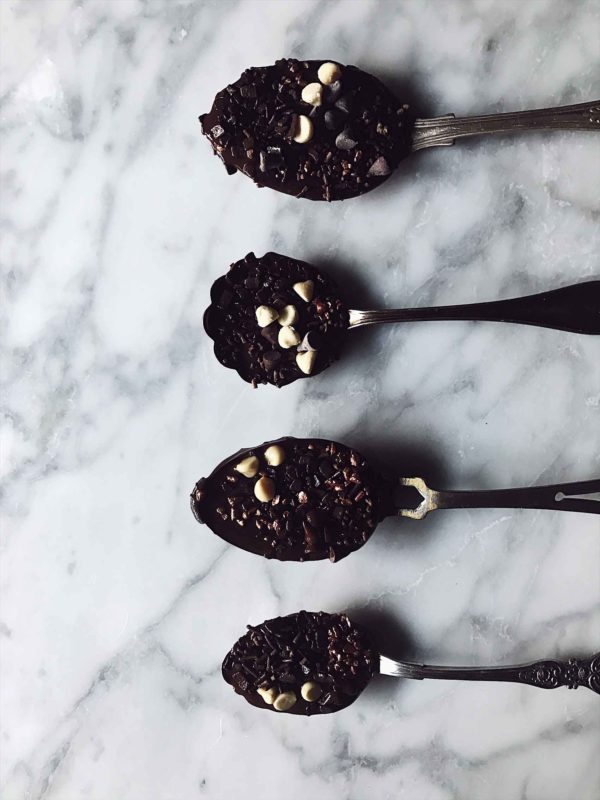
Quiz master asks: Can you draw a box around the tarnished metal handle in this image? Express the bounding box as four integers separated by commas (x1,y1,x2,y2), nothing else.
397,477,600,519
348,281,600,335
412,100,600,150
379,653,600,694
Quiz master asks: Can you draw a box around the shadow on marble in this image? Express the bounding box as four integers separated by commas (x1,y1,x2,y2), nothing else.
315,254,380,309
345,605,417,702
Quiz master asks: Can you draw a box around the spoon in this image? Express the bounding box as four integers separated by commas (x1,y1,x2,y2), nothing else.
190,436,600,563
204,251,600,387
223,611,600,716
200,59,599,201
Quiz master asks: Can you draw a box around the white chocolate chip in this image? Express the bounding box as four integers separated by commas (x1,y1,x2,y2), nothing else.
277,305,298,326
256,305,279,328
292,114,313,144
301,82,323,106
257,687,277,705
300,681,322,702
264,444,285,466
273,691,297,712
234,455,259,478
254,476,275,503
293,280,314,302
296,350,317,375
278,326,301,349
318,62,342,85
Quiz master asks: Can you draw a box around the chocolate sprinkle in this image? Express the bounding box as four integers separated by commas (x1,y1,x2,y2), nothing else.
190,437,391,562
204,252,349,387
222,611,377,715
199,59,415,201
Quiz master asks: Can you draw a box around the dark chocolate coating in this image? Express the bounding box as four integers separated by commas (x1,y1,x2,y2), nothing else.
200,59,415,201
190,436,393,562
222,611,378,715
204,252,349,387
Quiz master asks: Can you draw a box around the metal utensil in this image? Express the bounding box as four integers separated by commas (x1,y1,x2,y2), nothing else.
348,280,600,335
397,476,600,519
223,609,599,716
201,58,599,202
204,251,600,388
412,101,600,151
191,436,600,564
380,652,600,695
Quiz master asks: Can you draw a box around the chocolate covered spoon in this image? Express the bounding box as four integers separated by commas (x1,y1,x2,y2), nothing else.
191,436,600,563
223,611,600,716
200,59,599,201
204,251,600,387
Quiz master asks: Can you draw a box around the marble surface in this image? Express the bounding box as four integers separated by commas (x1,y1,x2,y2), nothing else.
2,0,600,798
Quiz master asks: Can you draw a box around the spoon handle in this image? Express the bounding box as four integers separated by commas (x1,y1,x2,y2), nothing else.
348,280,600,334
397,477,600,519
412,100,600,150
379,654,600,695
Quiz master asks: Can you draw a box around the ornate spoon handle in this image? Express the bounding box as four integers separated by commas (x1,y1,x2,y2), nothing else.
348,280,600,334
396,477,600,519
412,100,600,150
379,654,600,694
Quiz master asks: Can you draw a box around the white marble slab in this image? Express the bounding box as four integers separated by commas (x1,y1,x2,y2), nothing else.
1,0,599,798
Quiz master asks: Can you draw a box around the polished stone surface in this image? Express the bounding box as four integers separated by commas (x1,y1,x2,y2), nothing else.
2,1,599,798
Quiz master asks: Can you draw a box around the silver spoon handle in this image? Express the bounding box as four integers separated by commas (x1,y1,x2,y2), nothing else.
412,100,600,150
347,281,600,334
396,477,600,519
379,654,600,695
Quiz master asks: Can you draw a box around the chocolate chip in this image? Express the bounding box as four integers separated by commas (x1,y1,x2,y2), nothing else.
326,80,343,103
306,510,325,535
322,110,341,131
239,85,257,99
334,94,353,114
303,522,320,551
259,150,283,172
367,156,391,177
297,330,323,352
319,460,334,478
286,113,299,139
232,671,249,692
260,322,280,345
262,350,282,369
216,289,233,309
335,129,358,150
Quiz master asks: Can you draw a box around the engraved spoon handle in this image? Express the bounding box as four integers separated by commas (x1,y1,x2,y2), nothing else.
396,477,600,519
348,280,600,334
379,654,600,694
411,100,600,150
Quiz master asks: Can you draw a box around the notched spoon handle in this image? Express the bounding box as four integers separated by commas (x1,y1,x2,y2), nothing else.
348,280,600,334
412,100,600,150
397,477,600,519
379,653,600,695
